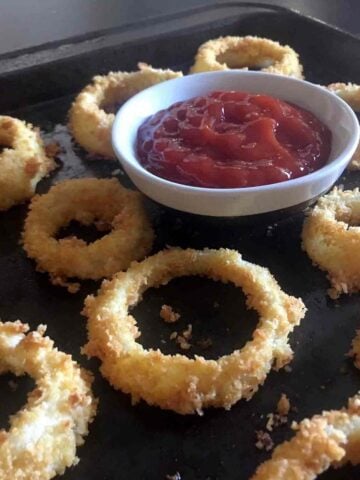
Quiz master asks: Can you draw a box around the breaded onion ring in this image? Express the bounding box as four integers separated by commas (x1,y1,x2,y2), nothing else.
0,116,55,211
302,187,360,298
0,320,96,479
83,248,305,415
69,63,183,158
326,83,360,170
22,178,154,291
251,334,360,479
327,83,360,111
190,36,303,78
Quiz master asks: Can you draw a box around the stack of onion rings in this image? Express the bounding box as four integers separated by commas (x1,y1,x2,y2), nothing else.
0,320,96,479
190,36,303,78
302,187,360,298
69,63,183,158
22,177,154,292
83,248,305,415
251,333,360,479
0,116,55,211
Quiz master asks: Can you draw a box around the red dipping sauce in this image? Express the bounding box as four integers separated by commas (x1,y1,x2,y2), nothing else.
136,91,332,188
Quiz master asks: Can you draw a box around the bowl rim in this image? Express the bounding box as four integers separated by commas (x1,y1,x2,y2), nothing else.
112,70,360,195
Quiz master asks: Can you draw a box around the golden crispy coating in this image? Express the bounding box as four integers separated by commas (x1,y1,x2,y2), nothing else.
326,83,360,170
327,83,360,112
0,116,55,211
22,178,154,290
0,320,96,480
190,36,303,78
302,187,360,298
83,248,305,415
251,334,360,479
69,63,183,158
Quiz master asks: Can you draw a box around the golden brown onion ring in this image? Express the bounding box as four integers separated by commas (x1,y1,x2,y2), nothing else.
0,320,96,479
69,63,183,158
302,187,360,298
0,116,55,211
83,248,305,415
251,334,360,479
22,178,154,292
190,36,303,78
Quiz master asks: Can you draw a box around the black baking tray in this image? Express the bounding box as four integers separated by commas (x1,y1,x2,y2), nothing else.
1,3,360,479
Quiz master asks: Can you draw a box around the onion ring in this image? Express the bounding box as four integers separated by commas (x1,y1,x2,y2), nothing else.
251,334,360,479
302,187,360,298
69,63,183,158
190,36,303,78
327,83,360,111
0,320,96,478
83,248,305,415
0,116,55,211
22,178,154,292
326,83,360,170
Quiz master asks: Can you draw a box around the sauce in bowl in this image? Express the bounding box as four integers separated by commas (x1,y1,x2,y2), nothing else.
136,91,331,188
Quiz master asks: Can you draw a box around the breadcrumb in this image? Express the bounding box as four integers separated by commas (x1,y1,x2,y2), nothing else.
160,305,181,323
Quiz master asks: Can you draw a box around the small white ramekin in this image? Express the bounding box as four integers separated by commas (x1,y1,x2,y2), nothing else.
112,71,359,217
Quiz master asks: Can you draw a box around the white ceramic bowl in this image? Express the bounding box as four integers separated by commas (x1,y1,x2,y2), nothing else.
112,71,359,217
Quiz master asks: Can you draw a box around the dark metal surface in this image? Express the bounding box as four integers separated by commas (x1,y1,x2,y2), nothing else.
0,0,359,57
1,4,360,479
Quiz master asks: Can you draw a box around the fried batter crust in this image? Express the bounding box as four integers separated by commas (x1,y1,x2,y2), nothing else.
69,63,183,158
190,36,303,78
83,248,305,415
0,321,96,480
0,116,54,211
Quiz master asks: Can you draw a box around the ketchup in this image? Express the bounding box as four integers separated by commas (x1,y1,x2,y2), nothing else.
136,91,331,188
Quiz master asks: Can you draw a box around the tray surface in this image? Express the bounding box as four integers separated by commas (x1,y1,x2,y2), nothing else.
1,4,360,479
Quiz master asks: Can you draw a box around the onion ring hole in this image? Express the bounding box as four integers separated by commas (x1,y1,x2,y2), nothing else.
132,276,259,359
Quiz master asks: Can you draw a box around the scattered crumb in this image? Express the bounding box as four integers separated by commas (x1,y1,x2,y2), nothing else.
213,301,220,308
161,339,166,344
49,274,80,294
265,413,275,432
265,411,288,432
320,385,326,390
265,394,290,432
111,168,121,176
255,430,274,451
176,335,191,350
175,324,193,350
196,338,213,350
8,380,18,391
169,331,178,340
277,393,290,416
284,365,292,373
45,141,61,158
166,472,181,480
160,304,181,323
182,324,192,340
